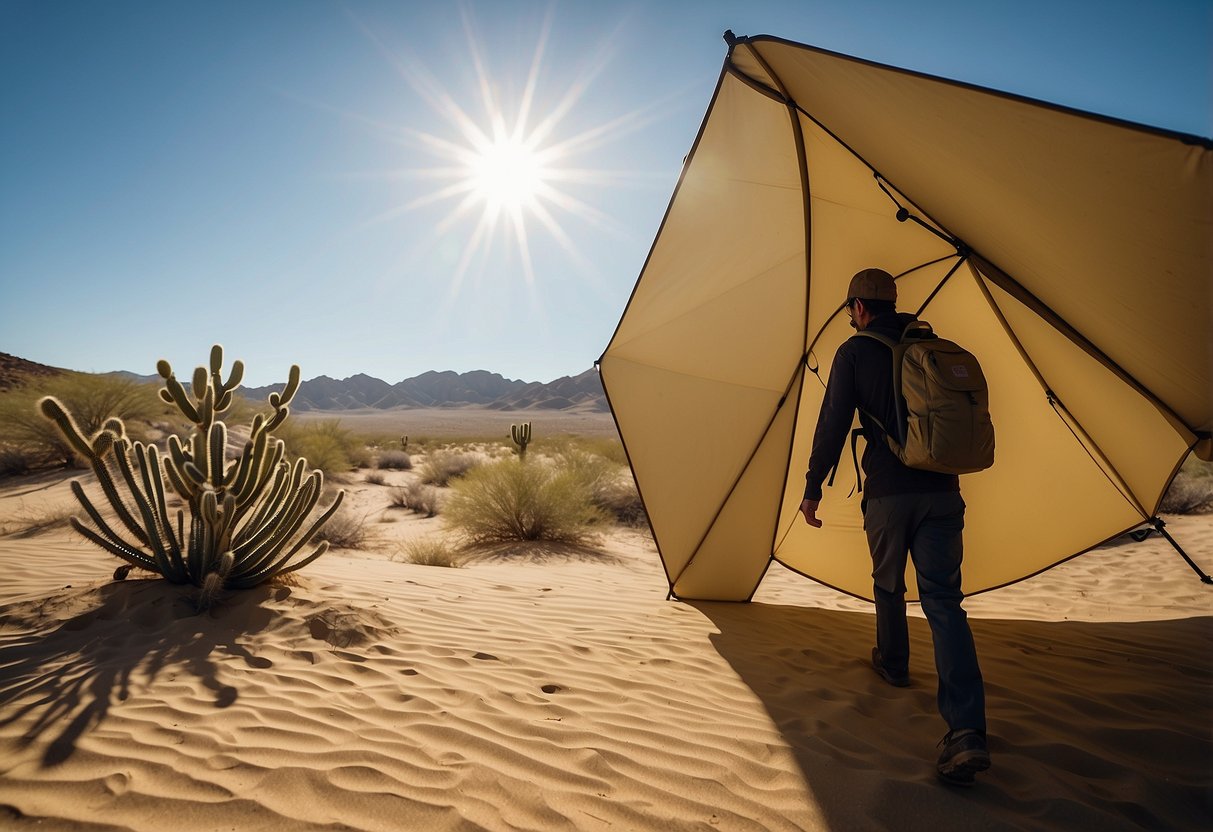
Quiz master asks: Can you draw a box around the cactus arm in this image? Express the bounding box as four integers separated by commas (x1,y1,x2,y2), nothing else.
192,366,209,401
232,471,314,564
145,444,185,573
224,359,244,394
236,437,283,510
235,461,291,542
231,475,330,580
236,487,345,587
67,480,156,570
86,447,152,548
69,517,158,573
117,439,178,580
280,365,301,406
208,422,227,489
38,397,95,461
161,374,201,424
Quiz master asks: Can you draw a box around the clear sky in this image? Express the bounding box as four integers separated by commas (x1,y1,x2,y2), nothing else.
2,0,1210,386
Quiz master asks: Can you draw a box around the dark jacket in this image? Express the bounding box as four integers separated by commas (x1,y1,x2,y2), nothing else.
803,311,959,501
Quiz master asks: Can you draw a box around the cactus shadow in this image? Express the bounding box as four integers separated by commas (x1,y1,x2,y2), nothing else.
0,577,279,767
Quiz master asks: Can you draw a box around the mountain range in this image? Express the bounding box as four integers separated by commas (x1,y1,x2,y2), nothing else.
242,368,608,413
0,353,607,413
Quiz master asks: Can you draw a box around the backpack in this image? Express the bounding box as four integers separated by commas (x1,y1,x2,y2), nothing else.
856,320,995,475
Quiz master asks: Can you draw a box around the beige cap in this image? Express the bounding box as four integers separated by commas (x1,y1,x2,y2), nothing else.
847,268,897,302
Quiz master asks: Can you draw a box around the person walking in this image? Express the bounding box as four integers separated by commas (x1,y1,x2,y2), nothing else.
798,267,991,786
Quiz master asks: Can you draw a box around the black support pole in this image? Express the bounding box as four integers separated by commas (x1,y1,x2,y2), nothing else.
1151,517,1213,584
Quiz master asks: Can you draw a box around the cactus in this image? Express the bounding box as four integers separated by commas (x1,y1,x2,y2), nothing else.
400,435,409,452
40,345,343,610
510,422,532,460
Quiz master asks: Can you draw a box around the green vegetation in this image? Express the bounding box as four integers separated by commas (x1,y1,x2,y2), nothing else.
397,536,464,567
39,345,344,609
0,372,163,469
443,457,605,545
376,450,413,470
418,449,481,486
272,418,370,479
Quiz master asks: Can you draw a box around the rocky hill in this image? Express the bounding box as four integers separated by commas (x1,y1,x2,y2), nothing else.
0,352,65,393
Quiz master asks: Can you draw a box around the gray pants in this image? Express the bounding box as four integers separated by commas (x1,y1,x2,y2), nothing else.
863,491,986,733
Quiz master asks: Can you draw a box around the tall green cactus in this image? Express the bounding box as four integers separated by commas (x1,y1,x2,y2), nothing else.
510,422,532,460
39,345,343,609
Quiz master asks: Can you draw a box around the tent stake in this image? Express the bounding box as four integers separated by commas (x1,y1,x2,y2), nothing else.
1151,517,1213,584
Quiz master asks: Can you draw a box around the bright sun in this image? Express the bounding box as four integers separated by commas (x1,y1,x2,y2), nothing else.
470,135,545,210
366,8,655,293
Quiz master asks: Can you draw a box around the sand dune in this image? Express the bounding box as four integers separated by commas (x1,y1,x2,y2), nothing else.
0,470,1210,831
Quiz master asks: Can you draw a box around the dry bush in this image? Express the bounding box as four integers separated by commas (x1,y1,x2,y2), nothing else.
274,419,366,478
376,450,413,470
390,482,441,517
444,458,604,545
0,372,163,467
364,471,388,486
0,445,36,477
1160,459,1213,514
552,447,646,527
311,508,368,549
397,536,465,567
418,449,481,486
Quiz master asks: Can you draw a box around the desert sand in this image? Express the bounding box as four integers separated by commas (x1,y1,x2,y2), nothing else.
0,462,1210,831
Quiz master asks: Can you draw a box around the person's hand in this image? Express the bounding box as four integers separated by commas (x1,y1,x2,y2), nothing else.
799,498,822,528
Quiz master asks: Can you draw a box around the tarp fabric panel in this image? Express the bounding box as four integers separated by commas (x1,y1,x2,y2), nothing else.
600,70,806,594
602,35,1212,602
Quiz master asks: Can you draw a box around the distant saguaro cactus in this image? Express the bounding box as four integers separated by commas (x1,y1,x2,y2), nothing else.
510,422,532,460
400,435,409,452
39,345,344,609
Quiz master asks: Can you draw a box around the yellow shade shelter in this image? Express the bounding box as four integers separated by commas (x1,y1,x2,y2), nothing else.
599,33,1212,602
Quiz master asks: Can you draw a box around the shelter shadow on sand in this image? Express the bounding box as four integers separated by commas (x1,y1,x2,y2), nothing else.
693,601,1211,831
0,578,279,767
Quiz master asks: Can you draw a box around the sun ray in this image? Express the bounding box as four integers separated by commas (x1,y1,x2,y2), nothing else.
346,3,658,311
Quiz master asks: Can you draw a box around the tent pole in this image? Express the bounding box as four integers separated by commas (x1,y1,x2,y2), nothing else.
1150,517,1213,584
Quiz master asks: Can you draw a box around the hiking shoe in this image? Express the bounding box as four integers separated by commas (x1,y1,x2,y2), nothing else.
936,729,991,786
871,647,910,687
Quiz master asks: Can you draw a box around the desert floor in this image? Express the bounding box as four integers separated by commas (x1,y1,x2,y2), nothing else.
0,458,1210,831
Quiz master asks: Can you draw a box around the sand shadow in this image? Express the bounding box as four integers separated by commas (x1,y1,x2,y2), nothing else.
0,578,281,767
693,601,1212,830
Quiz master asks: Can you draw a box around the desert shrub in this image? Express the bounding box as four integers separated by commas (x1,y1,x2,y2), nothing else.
311,508,368,549
397,536,464,567
364,471,388,486
418,449,481,486
1160,457,1213,514
390,482,441,517
444,458,604,545
274,419,365,478
552,447,646,527
0,372,163,467
0,445,36,477
591,470,647,526
376,450,413,470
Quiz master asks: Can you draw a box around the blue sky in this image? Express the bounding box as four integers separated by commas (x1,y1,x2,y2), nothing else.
2,0,1209,387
